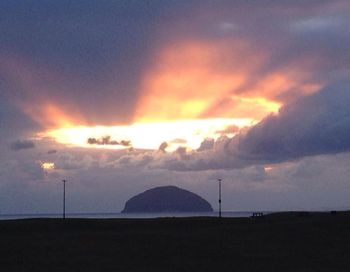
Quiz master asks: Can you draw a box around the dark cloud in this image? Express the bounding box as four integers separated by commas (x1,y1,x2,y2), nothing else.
47,149,57,154
197,138,214,152
233,80,350,163
53,153,94,170
10,140,35,151
0,92,40,140
158,142,168,153
87,136,131,147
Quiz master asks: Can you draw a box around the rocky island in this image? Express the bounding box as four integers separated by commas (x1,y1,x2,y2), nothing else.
122,185,213,213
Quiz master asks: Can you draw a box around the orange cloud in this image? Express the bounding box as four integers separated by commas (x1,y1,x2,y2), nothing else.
2,38,324,133
22,102,83,129
241,69,323,101
134,40,266,122
135,39,323,123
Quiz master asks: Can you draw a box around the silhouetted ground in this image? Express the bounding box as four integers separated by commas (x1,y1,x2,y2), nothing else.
1,211,350,271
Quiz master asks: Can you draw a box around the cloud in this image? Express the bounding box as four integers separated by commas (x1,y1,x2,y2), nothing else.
157,80,350,170
0,1,205,130
233,80,350,163
3,132,350,214
2,1,350,215
10,140,35,151
290,17,341,33
195,80,350,170
3,1,349,132
158,142,168,153
169,139,187,144
87,136,131,147
112,80,350,171
52,152,109,170
197,138,214,152
216,125,239,135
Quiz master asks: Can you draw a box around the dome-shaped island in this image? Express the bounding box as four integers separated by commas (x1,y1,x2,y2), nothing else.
122,186,213,213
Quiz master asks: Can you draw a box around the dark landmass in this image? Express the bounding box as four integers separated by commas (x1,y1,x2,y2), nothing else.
122,185,213,213
1,211,350,271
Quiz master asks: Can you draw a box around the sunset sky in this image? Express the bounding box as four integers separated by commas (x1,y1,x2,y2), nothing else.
1,1,350,214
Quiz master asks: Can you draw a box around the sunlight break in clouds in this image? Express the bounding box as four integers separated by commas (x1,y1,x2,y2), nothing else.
135,40,269,122
3,37,323,153
34,38,322,151
43,118,254,151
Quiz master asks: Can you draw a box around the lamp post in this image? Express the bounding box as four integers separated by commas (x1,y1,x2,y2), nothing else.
218,178,222,218
62,179,66,219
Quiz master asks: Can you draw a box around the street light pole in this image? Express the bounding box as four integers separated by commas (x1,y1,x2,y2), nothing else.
218,178,222,218
62,179,66,219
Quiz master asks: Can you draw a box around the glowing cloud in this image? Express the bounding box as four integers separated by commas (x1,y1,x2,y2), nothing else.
41,162,55,170
135,40,266,122
34,39,323,151
134,39,322,124
23,102,79,128
3,38,323,153
43,118,254,151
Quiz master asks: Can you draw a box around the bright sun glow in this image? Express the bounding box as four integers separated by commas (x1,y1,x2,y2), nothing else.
41,162,55,170
42,118,255,151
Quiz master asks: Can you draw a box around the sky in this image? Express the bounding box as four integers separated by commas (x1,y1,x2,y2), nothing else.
1,0,350,214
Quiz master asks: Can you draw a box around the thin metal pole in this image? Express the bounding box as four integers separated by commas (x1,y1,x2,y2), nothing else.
219,179,221,218
62,179,66,219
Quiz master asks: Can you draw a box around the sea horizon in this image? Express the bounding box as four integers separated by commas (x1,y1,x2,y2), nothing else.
0,211,270,220
1,209,347,220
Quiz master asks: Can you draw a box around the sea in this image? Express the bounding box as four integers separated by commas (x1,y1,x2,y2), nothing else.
0,211,269,220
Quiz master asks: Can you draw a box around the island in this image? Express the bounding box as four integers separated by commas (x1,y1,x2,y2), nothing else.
121,185,213,213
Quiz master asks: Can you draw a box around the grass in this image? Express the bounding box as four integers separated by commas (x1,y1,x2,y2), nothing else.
0,211,350,271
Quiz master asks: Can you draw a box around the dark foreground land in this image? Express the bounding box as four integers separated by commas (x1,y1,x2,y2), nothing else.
1,212,350,271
